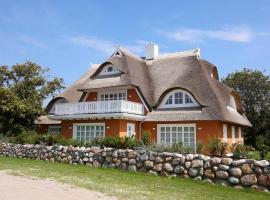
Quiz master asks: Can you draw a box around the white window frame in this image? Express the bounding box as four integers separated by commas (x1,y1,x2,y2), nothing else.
157,124,196,152
232,126,235,144
238,127,242,142
223,124,228,143
159,89,199,108
127,123,136,138
73,123,105,143
98,90,127,101
48,125,61,134
99,64,121,76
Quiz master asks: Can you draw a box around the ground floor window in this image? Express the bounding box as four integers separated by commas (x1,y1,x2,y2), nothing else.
73,123,105,143
157,124,196,150
48,126,61,134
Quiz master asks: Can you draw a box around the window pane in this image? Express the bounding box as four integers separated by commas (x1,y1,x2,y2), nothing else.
175,92,183,104
165,95,173,105
185,94,193,104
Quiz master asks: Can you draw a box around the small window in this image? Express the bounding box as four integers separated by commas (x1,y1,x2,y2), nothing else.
238,127,242,142
99,91,127,101
99,64,120,76
127,123,135,138
48,126,61,134
232,126,235,144
160,89,199,108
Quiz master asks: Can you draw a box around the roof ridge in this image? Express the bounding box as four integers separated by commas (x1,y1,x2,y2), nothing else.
156,48,200,60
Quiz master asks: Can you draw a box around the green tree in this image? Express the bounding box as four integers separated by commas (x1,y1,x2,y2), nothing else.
0,61,64,136
222,69,270,148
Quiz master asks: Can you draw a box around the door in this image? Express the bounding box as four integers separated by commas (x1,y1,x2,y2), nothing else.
127,123,135,138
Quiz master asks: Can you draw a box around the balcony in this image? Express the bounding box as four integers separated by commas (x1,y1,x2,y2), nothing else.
48,100,145,120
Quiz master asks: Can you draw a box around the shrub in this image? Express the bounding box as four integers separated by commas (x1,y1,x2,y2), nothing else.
246,151,260,160
8,130,41,144
147,143,193,154
256,135,270,160
231,143,253,159
141,130,151,146
196,140,204,154
208,137,228,156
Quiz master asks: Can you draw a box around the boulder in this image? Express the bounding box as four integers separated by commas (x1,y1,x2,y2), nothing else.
216,171,229,179
127,151,137,159
216,179,230,187
221,158,233,166
164,163,174,172
128,159,136,165
218,164,230,171
241,164,253,175
155,157,164,164
229,168,242,177
232,159,247,166
139,154,148,161
128,165,137,172
144,160,154,169
202,178,213,184
258,175,270,187
188,168,198,177
191,159,204,168
174,165,185,174
241,175,257,186
172,157,181,165
228,177,239,185
153,164,163,172
148,170,158,176
254,160,269,168
186,154,194,161
204,169,215,179
185,162,191,169
210,157,221,166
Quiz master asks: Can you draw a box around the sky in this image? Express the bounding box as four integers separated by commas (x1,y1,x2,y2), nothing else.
0,0,270,91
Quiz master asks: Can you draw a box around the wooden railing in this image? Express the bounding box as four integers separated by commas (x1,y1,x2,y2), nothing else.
53,100,144,116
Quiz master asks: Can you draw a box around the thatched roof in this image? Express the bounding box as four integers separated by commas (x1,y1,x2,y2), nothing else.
46,48,251,126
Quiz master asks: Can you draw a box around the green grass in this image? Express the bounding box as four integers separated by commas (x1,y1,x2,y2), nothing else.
0,157,269,200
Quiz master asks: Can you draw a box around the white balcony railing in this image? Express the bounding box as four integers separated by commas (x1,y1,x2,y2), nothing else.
53,100,144,116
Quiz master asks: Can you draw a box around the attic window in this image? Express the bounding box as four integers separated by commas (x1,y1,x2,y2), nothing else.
99,64,121,76
160,89,199,108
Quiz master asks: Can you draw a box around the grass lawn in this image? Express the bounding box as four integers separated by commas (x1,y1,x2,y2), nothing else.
0,157,269,200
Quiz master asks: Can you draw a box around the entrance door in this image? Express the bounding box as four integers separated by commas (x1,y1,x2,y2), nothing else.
127,123,135,138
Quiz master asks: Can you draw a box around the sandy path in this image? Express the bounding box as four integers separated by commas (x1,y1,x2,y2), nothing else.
0,171,117,200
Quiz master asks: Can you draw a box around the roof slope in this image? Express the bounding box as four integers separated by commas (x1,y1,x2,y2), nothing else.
48,48,251,126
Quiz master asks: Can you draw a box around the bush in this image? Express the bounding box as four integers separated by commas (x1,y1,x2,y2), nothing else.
147,143,193,154
141,130,151,146
196,140,204,154
256,135,270,160
208,138,228,156
231,143,253,159
8,130,41,144
246,151,260,160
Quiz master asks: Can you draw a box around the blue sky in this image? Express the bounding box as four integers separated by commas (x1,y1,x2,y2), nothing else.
0,0,270,90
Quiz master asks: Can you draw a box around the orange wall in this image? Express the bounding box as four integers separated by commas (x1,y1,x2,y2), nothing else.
61,119,140,139
85,92,98,101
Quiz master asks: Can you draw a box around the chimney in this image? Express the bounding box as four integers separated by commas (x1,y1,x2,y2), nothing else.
145,42,159,60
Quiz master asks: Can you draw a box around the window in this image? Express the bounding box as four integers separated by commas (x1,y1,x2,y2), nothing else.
158,124,196,151
99,91,127,101
238,127,242,142
73,123,105,143
232,126,235,144
48,126,61,134
127,123,135,138
99,64,120,76
160,89,198,108
223,124,228,143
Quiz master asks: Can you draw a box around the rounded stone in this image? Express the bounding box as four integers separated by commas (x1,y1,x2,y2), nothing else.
229,168,242,177
186,154,194,161
241,174,257,186
204,161,211,169
185,161,191,169
128,165,137,172
221,158,233,166
216,179,230,187
127,151,137,159
216,171,229,179
153,164,163,172
241,164,253,175
210,157,221,166
155,157,164,164
254,167,263,175
232,159,247,166
144,160,154,169
188,168,198,177
204,169,215,179
254,160,270,168
203,178,213,184
191,159,204,168
148,170,158,176
164,163,174,172
228,177,239,185
139,154,148,161
218,164,230,171
129,159,136,165
174,165,185,174
172,157,181,165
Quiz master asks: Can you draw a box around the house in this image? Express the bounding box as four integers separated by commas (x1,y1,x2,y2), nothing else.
37,43,251,151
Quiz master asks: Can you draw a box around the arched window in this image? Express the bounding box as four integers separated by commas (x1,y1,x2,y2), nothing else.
99,64,120,76
160,89,199,108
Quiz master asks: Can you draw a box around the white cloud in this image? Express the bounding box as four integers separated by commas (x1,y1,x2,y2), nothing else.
68,36,147,55
18,35,48,49
160,27,256,43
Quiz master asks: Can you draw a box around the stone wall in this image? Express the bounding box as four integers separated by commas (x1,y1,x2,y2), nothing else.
0,143,270,192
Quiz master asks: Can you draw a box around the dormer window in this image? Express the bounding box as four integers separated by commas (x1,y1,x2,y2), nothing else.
99,64,121,76
160,89,199,108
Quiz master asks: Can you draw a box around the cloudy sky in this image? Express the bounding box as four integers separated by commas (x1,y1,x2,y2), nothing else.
0,0,269,89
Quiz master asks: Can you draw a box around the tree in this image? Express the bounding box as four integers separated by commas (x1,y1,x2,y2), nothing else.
0,62,64,136
222,69,270,148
